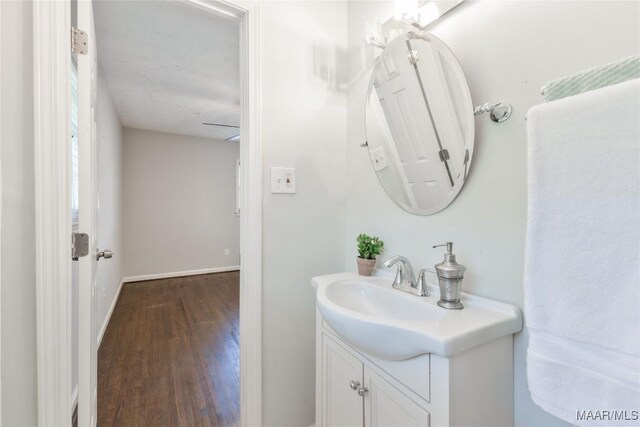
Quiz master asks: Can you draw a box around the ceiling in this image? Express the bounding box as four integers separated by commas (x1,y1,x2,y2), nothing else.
94,0,239,141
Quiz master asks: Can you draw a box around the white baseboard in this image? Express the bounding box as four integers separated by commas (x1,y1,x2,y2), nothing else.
97,278,124,348
122,265,240,283
70,384,78,414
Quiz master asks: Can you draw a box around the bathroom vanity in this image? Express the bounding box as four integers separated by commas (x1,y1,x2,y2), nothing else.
335,14,523,426
313,272,522,427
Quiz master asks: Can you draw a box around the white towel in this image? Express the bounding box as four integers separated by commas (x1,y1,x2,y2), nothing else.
525,78,640,426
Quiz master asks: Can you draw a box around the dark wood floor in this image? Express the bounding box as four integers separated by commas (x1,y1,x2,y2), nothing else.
98,271,240,427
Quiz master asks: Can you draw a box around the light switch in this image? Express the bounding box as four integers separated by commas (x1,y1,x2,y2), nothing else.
371,147,389,171
271,167,296,194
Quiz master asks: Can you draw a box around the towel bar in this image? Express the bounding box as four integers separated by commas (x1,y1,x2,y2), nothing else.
540,55,639,102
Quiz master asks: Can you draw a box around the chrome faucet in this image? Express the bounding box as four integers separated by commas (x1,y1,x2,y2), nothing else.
383,256,430,297
415,268,431,297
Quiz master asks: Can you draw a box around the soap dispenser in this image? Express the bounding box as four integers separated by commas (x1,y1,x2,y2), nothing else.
433,242,466,310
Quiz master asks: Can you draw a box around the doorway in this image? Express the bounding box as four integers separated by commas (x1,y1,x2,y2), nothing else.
32,0,262,425
91,0,240,424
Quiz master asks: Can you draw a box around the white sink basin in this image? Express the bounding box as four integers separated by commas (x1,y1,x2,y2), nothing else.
313,272,522,360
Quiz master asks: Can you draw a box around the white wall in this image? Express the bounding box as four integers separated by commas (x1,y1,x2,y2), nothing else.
0,5,125,421
259,2,347,425
122,128,240,278
3,2,634,426
0,1,38,425
345,1,640,426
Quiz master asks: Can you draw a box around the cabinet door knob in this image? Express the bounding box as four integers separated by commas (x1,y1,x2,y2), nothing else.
349,380,360,391
357,386,369,396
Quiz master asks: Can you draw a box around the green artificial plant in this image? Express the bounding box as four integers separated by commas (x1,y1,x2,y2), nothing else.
356,234,384,260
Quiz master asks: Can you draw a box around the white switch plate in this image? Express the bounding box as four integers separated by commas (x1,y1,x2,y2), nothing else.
370,147,389,172
271,167,296,193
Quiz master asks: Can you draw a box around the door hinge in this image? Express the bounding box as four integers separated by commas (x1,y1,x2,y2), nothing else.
72,232,89,260
72,27,88,55
439,149,450,162
407,49,419,65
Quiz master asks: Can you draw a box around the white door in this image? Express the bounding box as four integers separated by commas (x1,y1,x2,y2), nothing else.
364,367,430,427
322,336,365,427
371,38,462,209
77,1,99,425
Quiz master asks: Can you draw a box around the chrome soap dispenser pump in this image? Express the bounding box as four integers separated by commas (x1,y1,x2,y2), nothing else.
433,242,466,310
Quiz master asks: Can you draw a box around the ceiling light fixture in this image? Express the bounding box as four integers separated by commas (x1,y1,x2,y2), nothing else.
202,122,240,128
367,1,464,49
419,2,441,25
179,0,237,19
405,0,464,29
394,0,419,21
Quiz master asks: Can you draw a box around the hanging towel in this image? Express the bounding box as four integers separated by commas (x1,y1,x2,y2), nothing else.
525,78,640,426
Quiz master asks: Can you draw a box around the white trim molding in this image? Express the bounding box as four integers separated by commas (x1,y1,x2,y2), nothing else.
96,279,124,348
0,1,3,422
33,1,73,426
236,3,263,425
185,2,263,424
123,266,241,283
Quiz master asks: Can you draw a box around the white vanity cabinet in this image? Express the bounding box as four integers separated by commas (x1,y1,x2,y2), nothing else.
315,311,515,427
313,272,522,427
321,336,364,426
364,366,430,426
321,335,430,427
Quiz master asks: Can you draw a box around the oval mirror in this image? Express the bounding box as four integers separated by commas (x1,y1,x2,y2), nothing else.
365,32,474,215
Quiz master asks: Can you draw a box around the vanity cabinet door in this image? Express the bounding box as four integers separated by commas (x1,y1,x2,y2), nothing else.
322,335,365,427
364,366,430,427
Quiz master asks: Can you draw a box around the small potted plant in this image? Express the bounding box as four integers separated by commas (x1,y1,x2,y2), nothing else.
356,233,384,276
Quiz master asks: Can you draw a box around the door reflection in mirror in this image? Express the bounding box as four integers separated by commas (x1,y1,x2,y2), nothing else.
365,32,474,215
